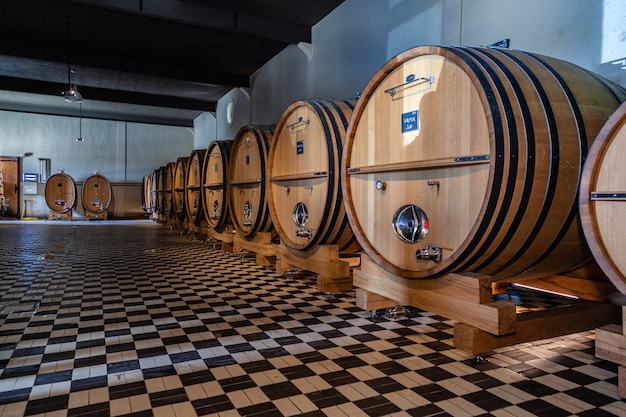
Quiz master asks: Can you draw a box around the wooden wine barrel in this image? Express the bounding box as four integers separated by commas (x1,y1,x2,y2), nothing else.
45,171,76,213
580,101,626,295
163,162,175,220
172,157,188,222
268,99,361,252
202,140,233,232
153,166,165,218
342,45,626,281
227,125,275,239
150,167,162,217
82,172,112,215
142,172,152,214
185,149,206,226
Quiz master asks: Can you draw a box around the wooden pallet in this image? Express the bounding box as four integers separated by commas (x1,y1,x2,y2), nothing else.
596,306,626,398
354,253,620,354
232,232,278,267
277,244,359,293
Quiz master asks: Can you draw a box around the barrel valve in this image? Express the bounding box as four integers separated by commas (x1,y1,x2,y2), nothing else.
416,243,442,262
293,202,311,239
296,228,312,238
427,180,440,190
376,180,386,191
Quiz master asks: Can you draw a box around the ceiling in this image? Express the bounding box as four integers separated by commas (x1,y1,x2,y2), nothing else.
0,0,345,127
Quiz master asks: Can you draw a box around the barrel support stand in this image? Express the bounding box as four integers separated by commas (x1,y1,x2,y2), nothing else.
186,220,206,241
277,244,359,294
205,225,235,251
232,232,277,267
353,253,619,354
595,306,626,398
85,211,108,220
48,210,72,221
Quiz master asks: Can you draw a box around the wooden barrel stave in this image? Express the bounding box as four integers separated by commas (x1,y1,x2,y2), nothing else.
82,173,112,214
172,157,188,222
185,150,205,225
268,99,360,253
342,45,626,281
203,140,233,232
163,162,175,220
45,172,77,213
580,101,626,294
228,125,275,239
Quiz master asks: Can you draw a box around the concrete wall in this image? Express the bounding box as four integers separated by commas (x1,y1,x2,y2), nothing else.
248,0,624,125
216,87,252,140
0,110,193,219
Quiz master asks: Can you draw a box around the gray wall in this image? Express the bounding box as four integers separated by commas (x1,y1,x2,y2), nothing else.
0,110,193,218
248,0,625,126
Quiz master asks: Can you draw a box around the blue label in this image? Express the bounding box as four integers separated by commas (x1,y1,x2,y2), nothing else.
402,110,419,133
296,140,304,155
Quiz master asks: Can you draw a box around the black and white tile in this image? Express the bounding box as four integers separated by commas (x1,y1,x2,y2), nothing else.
0,221,624,417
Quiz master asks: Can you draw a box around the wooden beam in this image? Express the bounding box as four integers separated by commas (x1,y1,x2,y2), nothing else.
456,302,620,355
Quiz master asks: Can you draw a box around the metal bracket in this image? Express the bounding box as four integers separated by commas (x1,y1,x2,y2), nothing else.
385,74,434,97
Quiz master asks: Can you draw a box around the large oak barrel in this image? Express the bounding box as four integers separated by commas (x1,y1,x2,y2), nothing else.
185,150,206,226
268,99,361,252
82,171,112,215
45,171,76,213
172,157,188,222
150,167,162,218
153,166,166,219
580,101,626,295
163,162,175,220
342,45,626,281
228,125,275,239
202,140,233,232
142,174,149,213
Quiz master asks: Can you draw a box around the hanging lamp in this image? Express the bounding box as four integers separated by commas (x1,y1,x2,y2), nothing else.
62,18,82,103
76,102,84,141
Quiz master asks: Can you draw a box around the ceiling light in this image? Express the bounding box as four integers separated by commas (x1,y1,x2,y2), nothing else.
62,18,83,103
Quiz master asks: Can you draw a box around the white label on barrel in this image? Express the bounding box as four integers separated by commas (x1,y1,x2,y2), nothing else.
402,110,419,133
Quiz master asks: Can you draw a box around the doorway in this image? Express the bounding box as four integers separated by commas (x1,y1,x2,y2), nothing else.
0,157,21,218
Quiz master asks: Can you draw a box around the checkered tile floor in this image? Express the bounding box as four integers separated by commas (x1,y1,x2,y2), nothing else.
0,220,624,417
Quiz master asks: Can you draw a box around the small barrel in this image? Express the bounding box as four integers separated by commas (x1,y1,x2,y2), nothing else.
268,99,361,253
163,162,175,220
227,125,275,239
185,150,206,226
342,45,626,281
171,157,188,222
202,140,233,232
580,101,626,295
45,171,76,213
82,172,111,215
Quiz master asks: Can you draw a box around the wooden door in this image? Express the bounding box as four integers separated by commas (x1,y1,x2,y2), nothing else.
0,157,20,218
